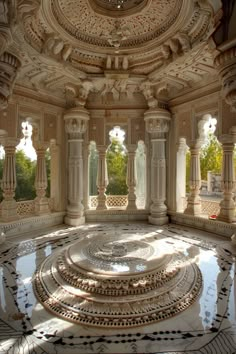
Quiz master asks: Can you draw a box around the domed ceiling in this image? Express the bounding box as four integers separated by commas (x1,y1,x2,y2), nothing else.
50,0,182,49
12,0,220,103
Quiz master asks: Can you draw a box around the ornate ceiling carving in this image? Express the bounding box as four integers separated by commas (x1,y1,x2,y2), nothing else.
2,0,221,104
88,0,149,17
51,0,182,48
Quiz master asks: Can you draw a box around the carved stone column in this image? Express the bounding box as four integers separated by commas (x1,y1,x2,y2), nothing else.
214,46,236,112
33,141,50,215
0,137,19,221
0,52,21,110
184,143,202,215
145,108,170,225
126,145,137,210
64,107,89,225
50,140,60,211
176,138,188,212
217,135,235,223
96,146,107,210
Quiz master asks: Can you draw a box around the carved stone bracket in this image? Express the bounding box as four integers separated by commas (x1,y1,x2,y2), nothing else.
65,80,93,108
140,81,158,108
214,46,236,112
42,33,72,62
0,51,21,110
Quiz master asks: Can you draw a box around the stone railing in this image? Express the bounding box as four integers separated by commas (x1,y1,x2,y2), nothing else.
201,199,220,216
182,197,220,217
0,198,55,218
17,200,35,217
89,195,128,209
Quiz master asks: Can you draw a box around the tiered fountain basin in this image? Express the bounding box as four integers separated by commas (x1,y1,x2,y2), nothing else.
34,233,202,328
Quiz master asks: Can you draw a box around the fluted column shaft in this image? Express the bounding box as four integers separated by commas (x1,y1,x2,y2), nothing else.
145,107,170,225
0,138,19,221
126,146,137,210
33,141,49,215
217,138,235,222
184,145,202,215
64,107,89,226
96,146,107,210
150,138,167,220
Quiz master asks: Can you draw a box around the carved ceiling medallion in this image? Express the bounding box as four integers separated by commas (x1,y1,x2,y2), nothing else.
51,0,183,48
88,0,149,17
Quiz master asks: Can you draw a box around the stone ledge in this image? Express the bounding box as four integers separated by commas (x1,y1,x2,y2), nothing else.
169,211,236,237
85,209,149,222
0,212,66,238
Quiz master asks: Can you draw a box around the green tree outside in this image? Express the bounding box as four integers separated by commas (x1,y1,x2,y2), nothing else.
0,149,51,202
106,138,128,195
200,133,223,180
186,133,223,191
15,150,36,201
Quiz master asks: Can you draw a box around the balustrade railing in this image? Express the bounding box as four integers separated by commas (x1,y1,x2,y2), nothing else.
17,200,35,217
89,195,128,209
182,197,220,217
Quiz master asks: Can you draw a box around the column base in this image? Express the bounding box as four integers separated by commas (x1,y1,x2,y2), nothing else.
184,204,202,216
149,215,169,226
35,197,50,215
96,204,107,210
64,215,85,226
126,201,137,210
96,195,107,210
0,200,19,221
217,212,236,223
217,197,236,223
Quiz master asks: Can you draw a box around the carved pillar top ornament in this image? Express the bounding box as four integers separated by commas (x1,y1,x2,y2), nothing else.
33,141,49,154
214,46,236,112
144,108,171,137
0,51,21,110
64,106,90,139
2,137,20,150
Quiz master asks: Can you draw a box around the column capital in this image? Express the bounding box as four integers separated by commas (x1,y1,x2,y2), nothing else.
64,106,89,137
96,145,107,153
126,145,137,153
218,134,235,146
3,137,20,149
214,46,236,112
144,108,171,135
33,141,49,152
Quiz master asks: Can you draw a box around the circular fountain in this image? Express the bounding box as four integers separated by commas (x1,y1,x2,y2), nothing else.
34,233,202,328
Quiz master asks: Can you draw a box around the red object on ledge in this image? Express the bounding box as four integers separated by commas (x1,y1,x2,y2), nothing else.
209,214,217,220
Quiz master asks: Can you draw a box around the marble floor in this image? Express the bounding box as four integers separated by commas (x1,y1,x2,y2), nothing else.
0,222,236,354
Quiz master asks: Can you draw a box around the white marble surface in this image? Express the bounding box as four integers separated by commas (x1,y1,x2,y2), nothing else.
0,222,236,353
